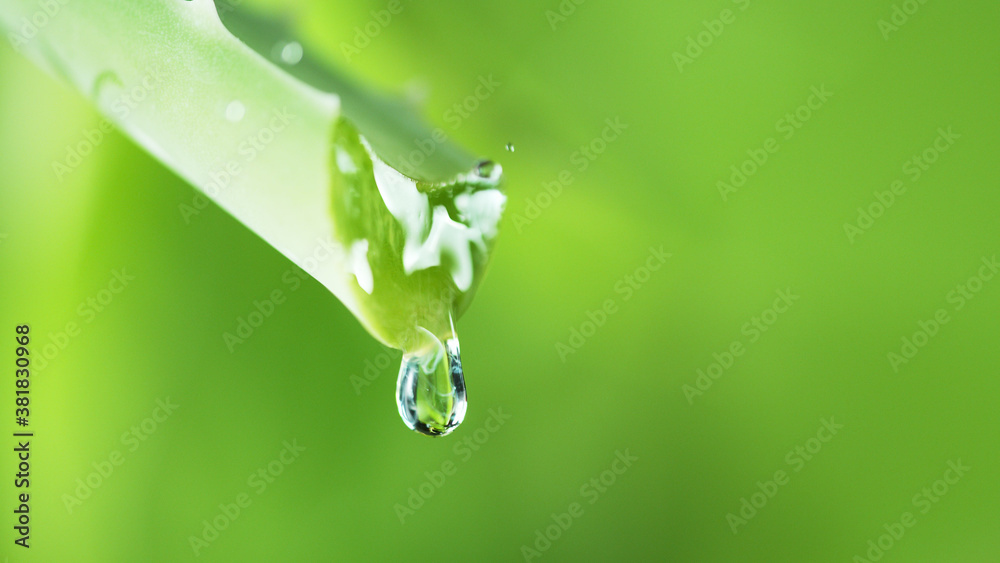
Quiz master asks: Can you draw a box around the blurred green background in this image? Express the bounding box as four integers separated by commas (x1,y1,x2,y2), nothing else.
2,0,999,561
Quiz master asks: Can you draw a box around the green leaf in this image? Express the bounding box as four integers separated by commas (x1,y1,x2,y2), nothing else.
0,0,505,350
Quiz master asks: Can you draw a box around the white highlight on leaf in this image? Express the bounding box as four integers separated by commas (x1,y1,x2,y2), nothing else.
335,147,358,175
368,154,504,292
349,239,373,294
456,189,506,239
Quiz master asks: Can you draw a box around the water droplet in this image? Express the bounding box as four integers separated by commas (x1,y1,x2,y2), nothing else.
279,41,303,65
396,329,467,437
506,143,515,152
225,100,246,122
476,159,501,180
91,71,123,109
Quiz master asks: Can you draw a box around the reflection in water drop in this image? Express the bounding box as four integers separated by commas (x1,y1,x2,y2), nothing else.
476,159,501,181
279,41,304,65
225,100,246,122
506,143,515,152
396,329,467,437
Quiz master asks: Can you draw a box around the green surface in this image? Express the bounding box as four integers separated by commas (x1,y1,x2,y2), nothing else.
1,0,999,561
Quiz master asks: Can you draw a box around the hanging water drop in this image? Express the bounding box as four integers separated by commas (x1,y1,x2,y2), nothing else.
506,143,515,152
396,327,467,436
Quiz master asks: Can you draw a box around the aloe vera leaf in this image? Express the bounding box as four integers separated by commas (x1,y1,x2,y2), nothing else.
0,0,505,350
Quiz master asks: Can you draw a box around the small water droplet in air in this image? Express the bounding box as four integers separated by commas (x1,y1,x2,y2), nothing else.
396,328,467,437
476,159,501,180
506,143,515,152
225,100,246,122
279,41,303,65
